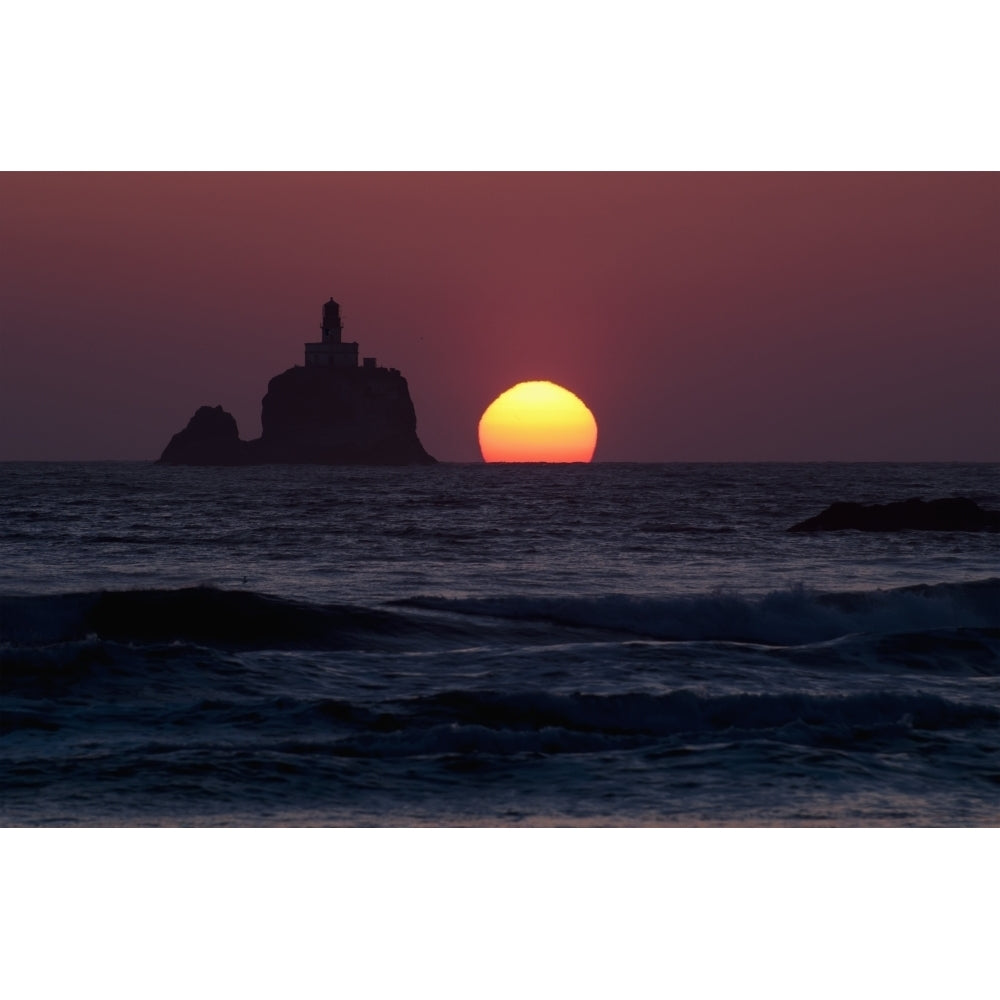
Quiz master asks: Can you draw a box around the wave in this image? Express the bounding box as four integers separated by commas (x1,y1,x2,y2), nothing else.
320,686,998,763
0,586,472,651
3,580,999,656
396,687,998,745
5,673,992,755
398,578,1000,645
287,684,999,761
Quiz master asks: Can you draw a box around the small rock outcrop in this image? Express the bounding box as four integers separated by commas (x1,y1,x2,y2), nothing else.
158,405,245,466
157,297,435,466
788,498,1000,533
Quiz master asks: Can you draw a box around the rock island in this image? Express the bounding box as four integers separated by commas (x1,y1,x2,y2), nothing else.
158,298,435,465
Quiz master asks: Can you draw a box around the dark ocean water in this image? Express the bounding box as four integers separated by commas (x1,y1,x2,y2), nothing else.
2,461,998,826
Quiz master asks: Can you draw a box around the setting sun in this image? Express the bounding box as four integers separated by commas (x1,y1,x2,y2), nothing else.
478,381,598,462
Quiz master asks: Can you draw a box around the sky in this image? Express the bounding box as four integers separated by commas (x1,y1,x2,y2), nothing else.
1,171,996,462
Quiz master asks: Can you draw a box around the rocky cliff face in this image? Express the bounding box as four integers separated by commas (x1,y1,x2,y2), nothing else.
157,365,435,466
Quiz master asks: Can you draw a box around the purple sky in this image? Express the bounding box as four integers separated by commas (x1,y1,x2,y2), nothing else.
1,172,996,461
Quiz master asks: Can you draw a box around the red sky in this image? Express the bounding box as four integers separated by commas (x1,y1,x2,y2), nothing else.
0,172,996,462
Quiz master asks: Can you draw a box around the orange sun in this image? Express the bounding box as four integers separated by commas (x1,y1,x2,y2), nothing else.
478,381,598,462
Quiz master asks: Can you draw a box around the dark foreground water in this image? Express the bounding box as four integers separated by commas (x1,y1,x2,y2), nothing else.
2,462,998,826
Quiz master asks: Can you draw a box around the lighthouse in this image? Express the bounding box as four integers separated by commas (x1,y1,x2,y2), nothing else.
304,297,361,368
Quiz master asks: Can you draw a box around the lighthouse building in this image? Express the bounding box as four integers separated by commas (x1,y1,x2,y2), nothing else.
305,298,379,369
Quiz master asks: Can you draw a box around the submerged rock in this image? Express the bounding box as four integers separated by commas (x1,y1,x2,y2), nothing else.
788,497,1000,532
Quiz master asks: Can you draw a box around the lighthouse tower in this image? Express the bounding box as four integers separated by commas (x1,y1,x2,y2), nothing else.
304,298,360,368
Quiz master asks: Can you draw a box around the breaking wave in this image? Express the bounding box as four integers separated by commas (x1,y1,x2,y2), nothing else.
3,580,998,660
399,578,1000,645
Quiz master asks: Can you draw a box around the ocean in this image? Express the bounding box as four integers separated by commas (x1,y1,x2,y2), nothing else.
2,461,998,826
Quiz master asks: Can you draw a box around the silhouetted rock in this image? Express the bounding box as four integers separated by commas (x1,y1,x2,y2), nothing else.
251,365,434,465
788,498,1000,532
158,405,245,466
158,297,435,466
158,368,435,466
